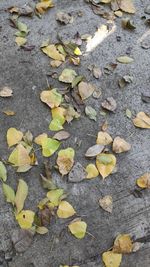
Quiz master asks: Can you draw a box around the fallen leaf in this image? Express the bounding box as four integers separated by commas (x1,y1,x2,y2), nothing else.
0,86,13,97
53,131,70,141
85,106,97,121
102,251,122,267
136,173,150,189
85,144,104,157
50,60,62,68
34,133,48,145
40,89,62,108
0,161,7,182
36,226,48,234
96,153,116,179
74,47,82,56
57,147,75,175
2,183,15,205
133,112,150,129
16,210,35,229
118,75,133,88
15,179,28,214
93,89,102,99
113,234,133,253
23,130,33,146
71,75,83,88
57,201,76,218
49,107,66,131
9,5,33,17
7,128,23,147
92,66,102,79
104,63,117,75
113,136,131,153
99,195,113,213
15,36,27,47
78,82,95,100
96,131,113,145
101,120,108,131
64,106,80,123
56,11,73,24
47,188,64,206
86,164,99,179
144,5,150,15
59,69,77,83
42,44,65,61
12,229,34,253
101,97,117,112
117,56,134,64
41,137,60,157
122,18,136,30
8,144,31,170
3,110,15,116
119,0,136,14
36,0,54,14
68,219,87,239
126,108,132,119
68,162,86,182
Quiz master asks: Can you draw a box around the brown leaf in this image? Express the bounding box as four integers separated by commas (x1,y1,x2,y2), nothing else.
0,87,13,97
99,195,113,213
53,131,70,141
85,144,104,157
56,11,73,24
113,136,131,153
101,97,117,112
113,234,133,254
78,82,95,100
133,112,150,129
68,162,86,183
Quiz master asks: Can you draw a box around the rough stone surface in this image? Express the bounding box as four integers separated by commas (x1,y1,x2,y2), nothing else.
0,0,150,267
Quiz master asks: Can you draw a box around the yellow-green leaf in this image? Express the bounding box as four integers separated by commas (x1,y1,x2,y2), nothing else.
0,161,7,182
57,147,75,175
96,153,116,179
102,251,122,267
34,133,48,145
85,164,99,179
57,201,76,218
47,189,64,206
7,128,23,147
15,37,27,47
2,183,15,205
136,173,150,189
8,144,31,167
36,226,48,234
16,210,35,229
41,137,60,157
15,179,28,213
68,219,87,239
59,69,77,83
49,107,66,131
42,44,65,61
40,89,62,108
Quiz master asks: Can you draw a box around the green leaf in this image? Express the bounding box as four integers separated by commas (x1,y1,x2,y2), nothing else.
17,21,29,34
71,75,83,88
15,179,28,213
97,154,113,165
0,161,7,181
85,106,97,121
2,183,15,205
117,56,134,64
41,137,60,157
47,188,64,206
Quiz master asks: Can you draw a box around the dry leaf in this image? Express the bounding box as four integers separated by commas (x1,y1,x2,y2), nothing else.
85,144,104,158
68,162,86,182
57,148,75,175
57,201,76,218
50,60,62,68
40,89,62,108
68,219,87,239
59,69,77,83
49,107,66,131
99,195,113,213
85,106,97,121
118,0,136,14
113,136,131,153
42,44,65,61
113,234,133,254
3,110,15,116
96,153,116,179
36,0,54,14
101,97,117,112
7,128,23,147
0,86,13,97
36,226,48,235
102,251,122,267
96,131,113,145
53,131,70,141
136,173,150,189
15,37,27,47
133,112,150,129
78,82,95,100
15,179,28,214
86,164,99,179
34,133,48,145
8,144,31,169
56,11,73,24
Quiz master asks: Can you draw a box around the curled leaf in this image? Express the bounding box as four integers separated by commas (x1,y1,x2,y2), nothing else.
136,173,150,189
0,86,13,97
36,0,54,14
85,144,104,158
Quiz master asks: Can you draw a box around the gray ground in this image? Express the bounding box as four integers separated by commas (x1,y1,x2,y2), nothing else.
0,0,150,266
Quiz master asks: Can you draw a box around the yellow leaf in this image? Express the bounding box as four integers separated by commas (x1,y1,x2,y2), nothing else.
7,128,23,147
38,197,49,209
57,201,76,218
85,164,99,179
40,89,62,108
74,47,82,56
42,44,65,61
15,37,27,47
96,131,113,145
102,251,122,267
112,136,131,153
49,107,66,131
68,219,87,239
34,133,48,145
36,226,48,234
96,153,116,179
47,189,64,206
2,183,15,205
15,179,28,213
136,173,150,189
16,210,35,229
57,148,75,175
3,110,15,116
41,137,60,157
36,0,54,14
113,234,133,254
8,144,31,167
119,0,136,14
133,112,150,129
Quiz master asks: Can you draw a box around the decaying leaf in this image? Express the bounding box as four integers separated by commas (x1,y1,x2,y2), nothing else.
117,56,134,64
113,136,131,153
42,44,65,61
96,153,116,179
56,11,73,24
57,148,75,175
47,188,64,206
16,210,35,229
85,144,104,158
68,162,86,182
34,133,48,145
136,173,150,189
0,161,7,182
40,89,62,108
7,128,23,147
2,183,15,205
96,131,113,145
78,82,95,100
102,251,122,267
86,164,99,179
85,106,97,121
133,112,150,129
113,234,133,254
0,86,13,97
101,97,117,112
15,179,28,214
99,195,113,213
41,137,60,157
68,219,87,239
53,131,70,141
36,0,54,14
59,69,77,83
57,201,76,218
